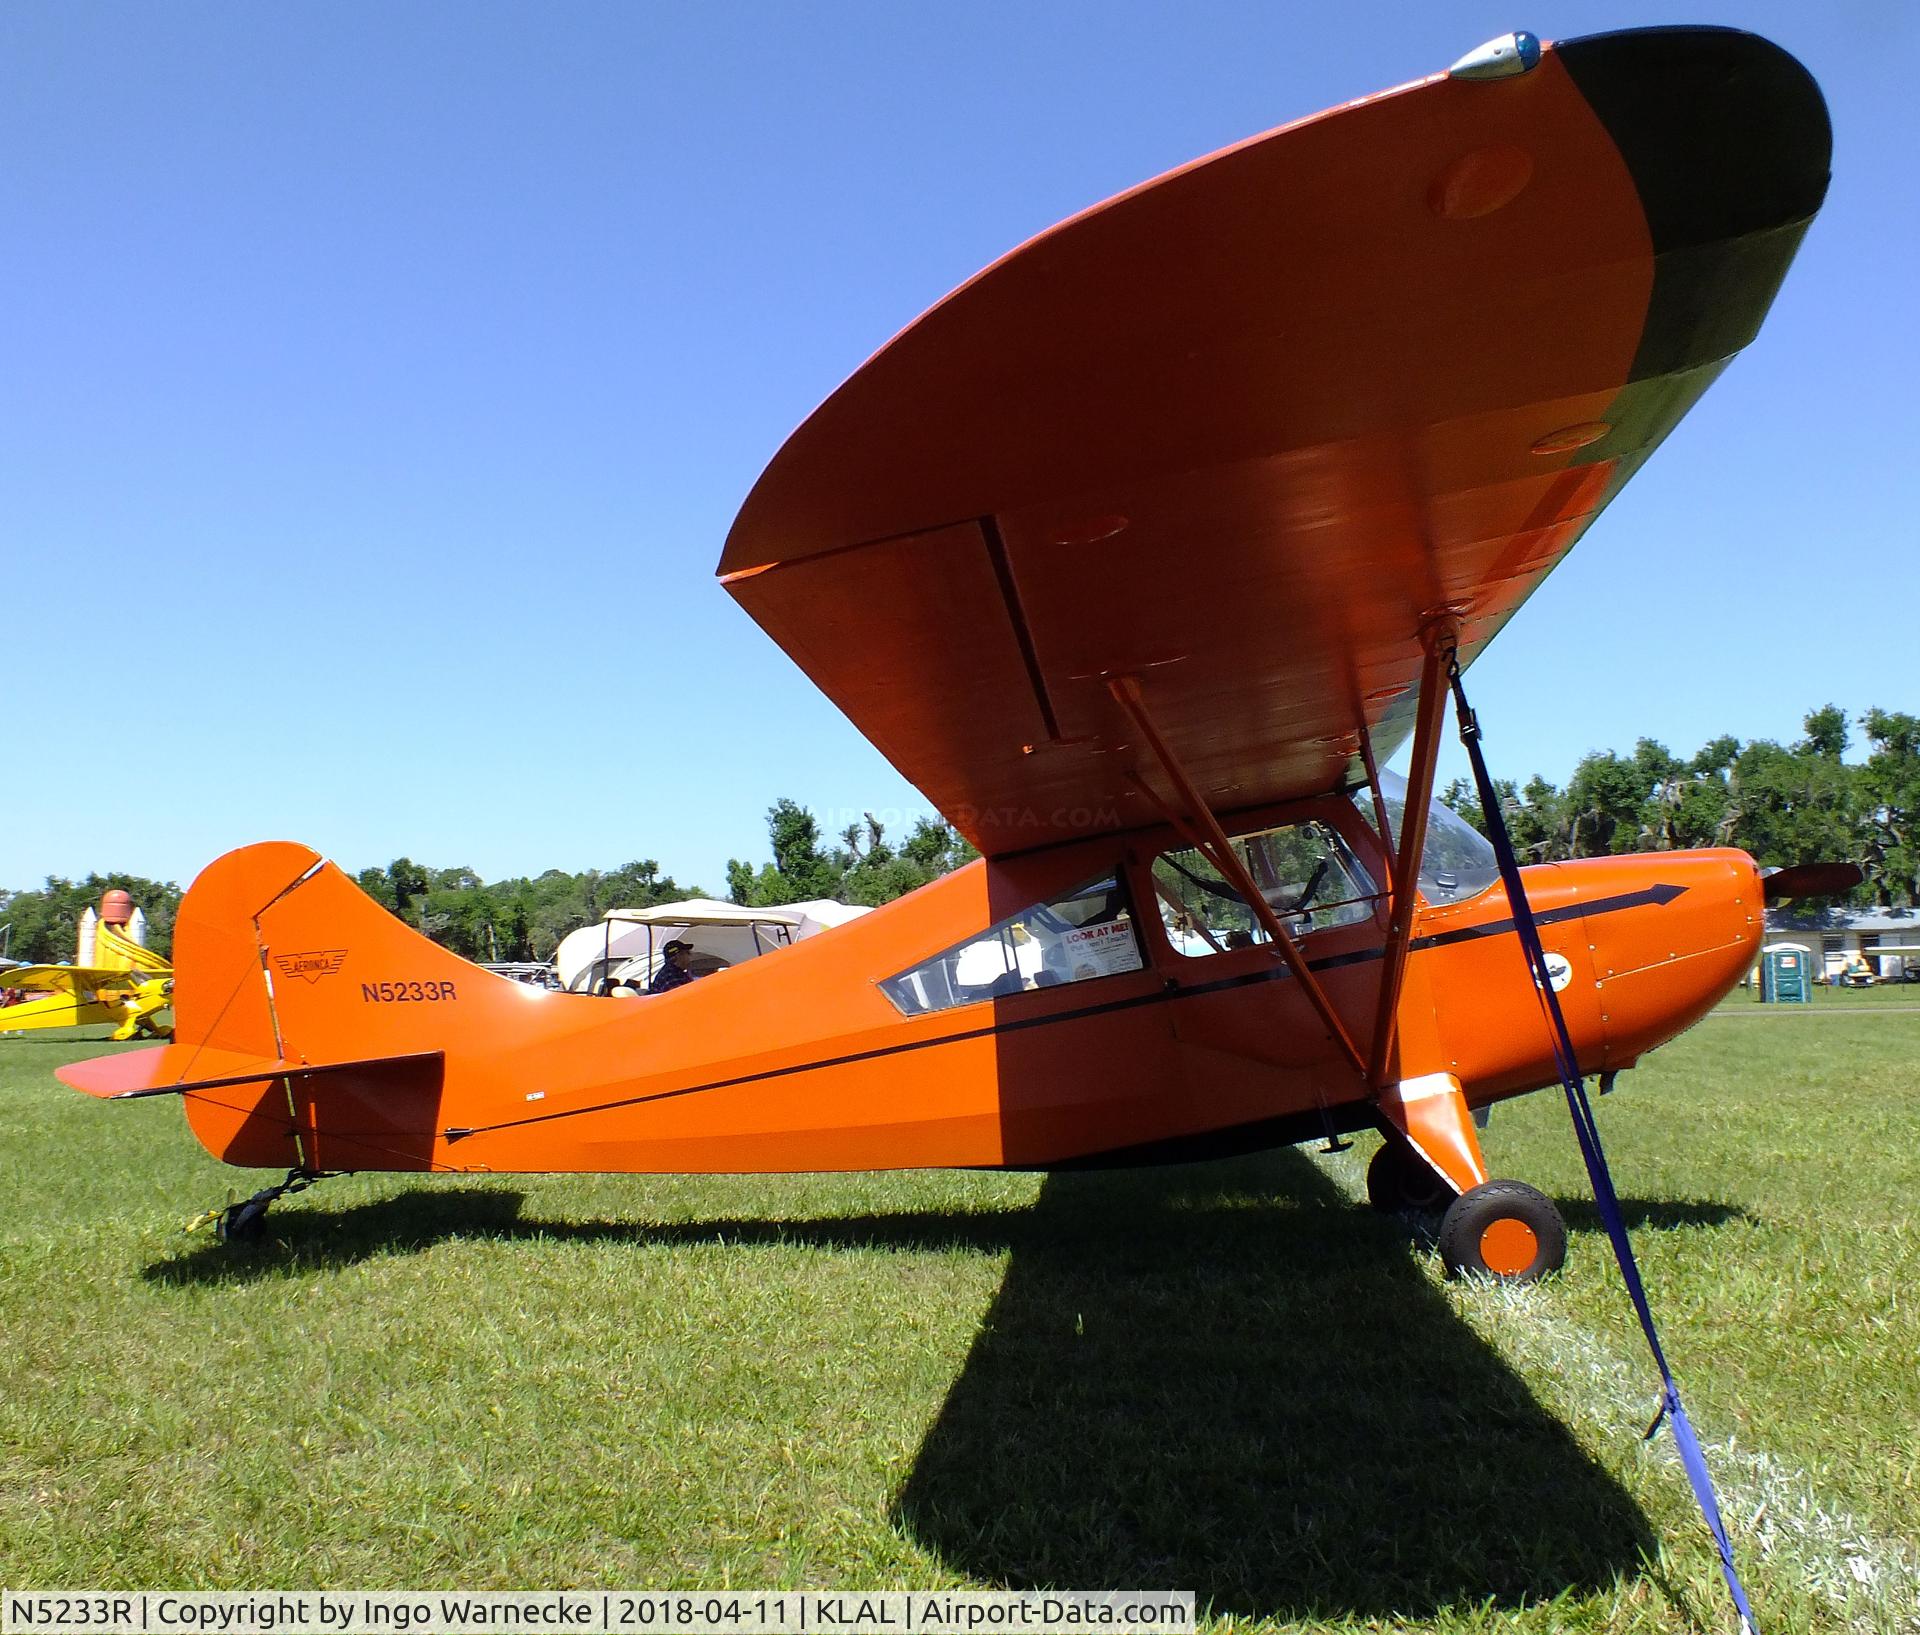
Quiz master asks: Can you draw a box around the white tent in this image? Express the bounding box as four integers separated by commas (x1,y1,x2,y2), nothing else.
553,898,869,993
784,898,871,939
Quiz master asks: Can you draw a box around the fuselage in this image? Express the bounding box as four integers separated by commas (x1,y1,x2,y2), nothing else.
161,806,1762,1178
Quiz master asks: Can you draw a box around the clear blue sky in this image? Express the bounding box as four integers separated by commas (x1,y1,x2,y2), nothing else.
4,2,1915,894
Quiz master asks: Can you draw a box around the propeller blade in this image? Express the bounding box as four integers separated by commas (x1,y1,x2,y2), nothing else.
1761,862,1862,902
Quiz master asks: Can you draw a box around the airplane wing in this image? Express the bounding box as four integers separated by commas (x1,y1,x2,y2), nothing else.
720,27,1829,858
2,965,121,996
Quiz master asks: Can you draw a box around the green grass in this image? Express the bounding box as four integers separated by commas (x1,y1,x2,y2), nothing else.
1716,979,1920,1011
3,1019,1916,1633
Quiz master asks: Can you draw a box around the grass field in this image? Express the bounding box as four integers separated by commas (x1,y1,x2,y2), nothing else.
3,1013,1916,1634
1715,980,1920,1012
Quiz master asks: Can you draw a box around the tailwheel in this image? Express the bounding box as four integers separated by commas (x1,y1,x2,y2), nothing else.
216,1194,273,1243
195,1168,334,1245
1438,1180,1567,1283
1366,1136,1455,1214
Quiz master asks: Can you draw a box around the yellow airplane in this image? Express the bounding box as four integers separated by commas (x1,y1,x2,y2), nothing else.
1,890,173,1040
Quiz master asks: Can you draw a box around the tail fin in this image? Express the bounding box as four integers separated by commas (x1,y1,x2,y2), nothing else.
57,842,453,1171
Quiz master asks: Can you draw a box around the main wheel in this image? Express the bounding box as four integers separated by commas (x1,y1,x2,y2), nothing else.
1366,1137,1454,1213
1438,1180,1567,1283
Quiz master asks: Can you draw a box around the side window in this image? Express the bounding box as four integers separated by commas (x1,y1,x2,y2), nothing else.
1152,821,1377,958
880,872,1142,1015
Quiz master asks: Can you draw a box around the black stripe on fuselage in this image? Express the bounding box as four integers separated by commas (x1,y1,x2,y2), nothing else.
442,882,1688,1144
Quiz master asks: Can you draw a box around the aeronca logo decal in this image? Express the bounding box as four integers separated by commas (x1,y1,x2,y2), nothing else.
274,949,348,985
1534,951,1575,993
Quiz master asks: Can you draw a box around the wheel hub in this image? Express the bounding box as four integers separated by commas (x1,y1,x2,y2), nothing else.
1478,1217,1540,1277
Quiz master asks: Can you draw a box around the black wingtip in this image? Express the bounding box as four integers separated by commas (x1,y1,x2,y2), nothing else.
1555,27,1831,249
1554,27,1832,386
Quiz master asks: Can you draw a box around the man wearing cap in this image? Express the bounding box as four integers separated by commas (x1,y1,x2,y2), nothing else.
648,939,699,994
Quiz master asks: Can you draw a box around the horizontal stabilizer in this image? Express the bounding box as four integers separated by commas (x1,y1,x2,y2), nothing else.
57,1044,443,1101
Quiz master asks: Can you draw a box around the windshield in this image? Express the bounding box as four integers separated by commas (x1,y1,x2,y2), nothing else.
1360,771,1502,905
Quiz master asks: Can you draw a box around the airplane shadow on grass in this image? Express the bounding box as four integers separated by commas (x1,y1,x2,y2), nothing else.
889,1154,1663,1621
142,1154,1749,1619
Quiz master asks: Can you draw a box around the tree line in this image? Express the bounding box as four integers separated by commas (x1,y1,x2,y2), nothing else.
344,803,978,963
723,799,979,909
1440,706,1919,907
5,704,1913,966
0,872,185,966
0,804,978,965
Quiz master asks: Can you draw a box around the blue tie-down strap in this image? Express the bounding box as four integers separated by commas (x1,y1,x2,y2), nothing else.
1446,654,1760,1634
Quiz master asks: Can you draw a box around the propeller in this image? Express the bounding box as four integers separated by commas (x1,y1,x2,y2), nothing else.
1760,862,1863,902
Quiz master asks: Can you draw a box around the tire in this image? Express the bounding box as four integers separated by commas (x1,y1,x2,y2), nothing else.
1438,1180,1567,1283
218,1197,271,1243
1366,1137,1454,1213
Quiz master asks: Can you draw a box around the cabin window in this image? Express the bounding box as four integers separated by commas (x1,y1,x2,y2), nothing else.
1152,821,1376,957
880,873,1142,1015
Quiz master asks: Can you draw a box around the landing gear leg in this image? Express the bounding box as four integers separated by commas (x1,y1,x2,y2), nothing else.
1370,1074,1566,1280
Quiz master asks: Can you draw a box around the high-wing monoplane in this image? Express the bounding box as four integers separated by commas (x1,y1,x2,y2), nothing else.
4,889,173,1040
57,27,1832,1291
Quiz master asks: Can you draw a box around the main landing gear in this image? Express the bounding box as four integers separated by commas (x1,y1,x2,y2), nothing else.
1437,1179,1567,1283
1367,1136,1567,1283
1366,1136,1454,1213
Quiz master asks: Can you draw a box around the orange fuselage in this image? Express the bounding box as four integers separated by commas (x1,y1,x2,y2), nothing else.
158,815,1759,1179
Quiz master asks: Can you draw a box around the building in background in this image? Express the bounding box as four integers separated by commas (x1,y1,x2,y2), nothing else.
1763,905,1920,983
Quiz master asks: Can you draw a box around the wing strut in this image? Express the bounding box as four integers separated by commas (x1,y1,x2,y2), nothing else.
1355,718,1396,893
1366,619,1456,1091
1106,674,1367,1081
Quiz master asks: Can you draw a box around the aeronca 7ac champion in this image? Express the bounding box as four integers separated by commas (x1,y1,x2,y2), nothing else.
63,26,1835,1282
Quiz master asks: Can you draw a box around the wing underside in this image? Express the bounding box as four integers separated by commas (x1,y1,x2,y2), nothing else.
721,28,1829,857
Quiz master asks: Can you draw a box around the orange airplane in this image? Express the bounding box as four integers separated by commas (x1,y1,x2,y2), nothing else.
60,26,1832,1285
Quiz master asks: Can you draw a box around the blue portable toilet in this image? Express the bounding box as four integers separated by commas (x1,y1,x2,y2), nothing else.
1759,943,1814,1004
